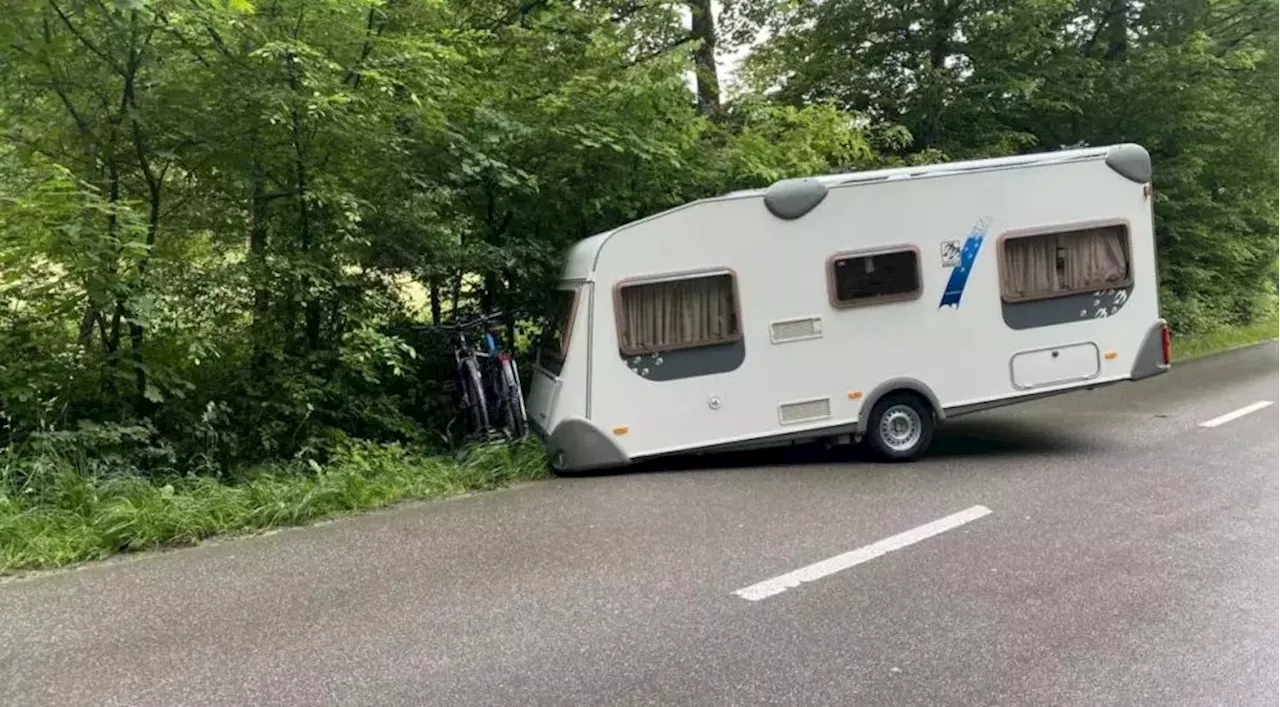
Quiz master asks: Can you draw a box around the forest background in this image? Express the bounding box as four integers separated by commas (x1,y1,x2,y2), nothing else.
1,0,1276,570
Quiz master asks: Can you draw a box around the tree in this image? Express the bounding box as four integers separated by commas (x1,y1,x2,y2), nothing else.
740,0,1279,331
0,0,883,462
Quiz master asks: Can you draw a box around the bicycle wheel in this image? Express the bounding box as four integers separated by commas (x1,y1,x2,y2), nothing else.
460,357,490,436
508,358,528,433
498,357,527,439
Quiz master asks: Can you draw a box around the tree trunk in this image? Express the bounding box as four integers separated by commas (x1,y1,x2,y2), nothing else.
429,278,442,325
480,273,497,316
449,268,465,316
501,267,516,349
915,0,963,149
688,0,720,116
77,303,98,348
125,39,160,412
106,154,124,360
1104,0,1129,59
129,179,161,410
249,148,271,363
290,98,322,352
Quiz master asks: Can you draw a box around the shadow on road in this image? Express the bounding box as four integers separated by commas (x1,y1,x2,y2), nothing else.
929,417,1087,458
562,415,1090,478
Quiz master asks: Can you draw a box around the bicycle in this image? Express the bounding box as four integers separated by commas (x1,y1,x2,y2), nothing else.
433,311,527,441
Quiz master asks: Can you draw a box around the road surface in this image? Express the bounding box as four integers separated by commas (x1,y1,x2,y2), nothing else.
2,343,1277,707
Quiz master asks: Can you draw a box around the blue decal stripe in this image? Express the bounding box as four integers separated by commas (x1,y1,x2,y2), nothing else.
939,228,986,308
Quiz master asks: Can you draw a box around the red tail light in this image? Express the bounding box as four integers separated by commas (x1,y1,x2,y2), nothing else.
1160,323,1172,366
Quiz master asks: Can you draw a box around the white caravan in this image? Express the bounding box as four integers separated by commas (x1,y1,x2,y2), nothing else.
527,143,1172,473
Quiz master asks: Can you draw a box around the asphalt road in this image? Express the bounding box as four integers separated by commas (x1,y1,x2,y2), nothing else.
2,343,1277,707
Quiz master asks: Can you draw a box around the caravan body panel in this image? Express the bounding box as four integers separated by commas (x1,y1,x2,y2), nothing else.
530,144,1167,471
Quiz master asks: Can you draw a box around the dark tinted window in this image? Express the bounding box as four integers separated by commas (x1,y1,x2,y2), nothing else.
831,249,921,304
540,288,577,365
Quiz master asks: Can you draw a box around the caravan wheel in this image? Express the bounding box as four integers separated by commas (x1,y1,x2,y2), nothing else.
865,393,935,462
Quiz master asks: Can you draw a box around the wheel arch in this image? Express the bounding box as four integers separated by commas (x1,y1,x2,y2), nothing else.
855,378,945,435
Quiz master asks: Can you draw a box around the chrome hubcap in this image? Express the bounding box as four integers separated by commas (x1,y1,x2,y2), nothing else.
878,405,922,452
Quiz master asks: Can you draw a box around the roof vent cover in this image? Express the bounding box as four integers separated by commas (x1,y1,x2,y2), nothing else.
763,178,828,220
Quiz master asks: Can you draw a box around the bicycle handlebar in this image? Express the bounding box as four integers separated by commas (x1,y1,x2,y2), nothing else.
430,311,506,333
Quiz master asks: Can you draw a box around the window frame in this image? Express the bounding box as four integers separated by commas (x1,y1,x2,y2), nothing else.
538,285,581,369
826,244,924,310
996,219,1134,304
612,267,744,357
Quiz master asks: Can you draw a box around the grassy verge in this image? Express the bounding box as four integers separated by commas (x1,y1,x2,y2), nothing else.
0,439,548,574
1174,315,1279,361
3,318,1273,575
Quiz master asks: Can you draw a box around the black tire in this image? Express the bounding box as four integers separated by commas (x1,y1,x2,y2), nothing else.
503,388,526,439
460,358,489,436
864,392,935,462
498,359,527,440
453,370,481,436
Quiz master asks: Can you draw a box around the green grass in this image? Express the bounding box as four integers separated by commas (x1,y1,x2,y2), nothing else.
1174,315,1279,361
2,317,1274,575
0,438,549,574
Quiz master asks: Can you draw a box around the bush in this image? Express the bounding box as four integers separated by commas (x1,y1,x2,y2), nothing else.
0,436,548,572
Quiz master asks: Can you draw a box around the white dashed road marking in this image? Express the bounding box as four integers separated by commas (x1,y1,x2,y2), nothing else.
733,505,993,602
1198,401,1274,429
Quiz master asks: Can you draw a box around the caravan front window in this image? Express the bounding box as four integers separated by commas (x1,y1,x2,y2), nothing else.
539,288,579,372
615,271,742,355
827,247,922,308
999,223,1132,302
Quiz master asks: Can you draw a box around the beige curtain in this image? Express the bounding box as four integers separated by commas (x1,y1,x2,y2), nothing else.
1003,226,1129,299
620,274,737,353
1002,235,1059,300
1060,227,1129,290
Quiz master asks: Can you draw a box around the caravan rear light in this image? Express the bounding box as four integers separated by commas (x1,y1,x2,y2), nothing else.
1160,323,1172,365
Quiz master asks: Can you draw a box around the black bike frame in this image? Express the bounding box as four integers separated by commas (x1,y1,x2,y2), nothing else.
434,312,525,440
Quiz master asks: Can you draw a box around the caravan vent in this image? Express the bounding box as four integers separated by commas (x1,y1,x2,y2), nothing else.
778,397,832,425
770,316,823,344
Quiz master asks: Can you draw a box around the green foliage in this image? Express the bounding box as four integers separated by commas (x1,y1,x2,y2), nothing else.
0,0,1276,568
0,436,549,571
1173,299,1279,361
741,0,1279,334
0,0,894,566
0,0,890,465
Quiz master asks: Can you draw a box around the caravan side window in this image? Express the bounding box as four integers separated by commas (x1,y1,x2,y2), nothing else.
999,223,1132,302
827,247,922,308
615,271,742,356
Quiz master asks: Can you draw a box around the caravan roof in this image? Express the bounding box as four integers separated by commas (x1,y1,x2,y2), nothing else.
561,144,1139,281
724,145,1113,198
